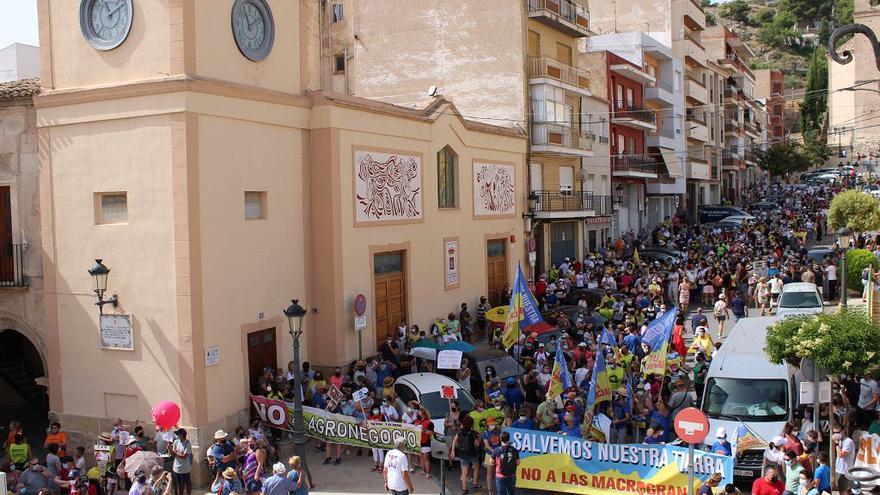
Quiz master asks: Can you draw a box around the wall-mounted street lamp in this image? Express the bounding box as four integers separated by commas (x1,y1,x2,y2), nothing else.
829,24,880,71
613,183,625,207
87,259,118,315
523,191,539,234
837,227,852,308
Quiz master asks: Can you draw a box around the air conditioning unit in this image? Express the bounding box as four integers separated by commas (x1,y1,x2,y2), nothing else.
560,185,573,196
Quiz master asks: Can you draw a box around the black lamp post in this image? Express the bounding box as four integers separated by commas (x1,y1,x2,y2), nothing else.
283,299,311,485
829,24,880,72
837,227,852,307
87,259,118,315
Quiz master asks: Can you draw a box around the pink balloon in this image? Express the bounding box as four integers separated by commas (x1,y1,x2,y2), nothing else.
151,401,181,430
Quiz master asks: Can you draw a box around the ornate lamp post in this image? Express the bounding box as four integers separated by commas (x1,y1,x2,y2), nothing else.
87,259,118,315
283,299,311,485
829,24,880,71
837,227,852,307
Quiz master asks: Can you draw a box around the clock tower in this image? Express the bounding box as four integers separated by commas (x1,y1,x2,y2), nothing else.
36,0,309,466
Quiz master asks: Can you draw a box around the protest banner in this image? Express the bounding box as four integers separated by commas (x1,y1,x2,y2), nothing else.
250,394,422,454
504,427,734,495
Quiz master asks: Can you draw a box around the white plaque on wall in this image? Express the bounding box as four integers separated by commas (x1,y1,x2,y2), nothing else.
444,238,460,289
205,346,221,367
99,314,133,351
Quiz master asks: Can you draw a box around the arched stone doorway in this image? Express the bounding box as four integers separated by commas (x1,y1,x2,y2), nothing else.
0,329,49,450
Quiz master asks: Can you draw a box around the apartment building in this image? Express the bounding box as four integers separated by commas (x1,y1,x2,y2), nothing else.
303,0,612,275
590,0,709,223
35,0,527,477
704,60,727,207
584,32,686,232
705,26,763,201
755,69,785,143
828,0,880,161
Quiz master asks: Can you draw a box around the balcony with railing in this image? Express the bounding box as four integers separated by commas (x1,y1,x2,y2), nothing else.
645,79,675,105
532,190,613,216
744,119,760,136
722,154,745,171
612,154,658,177
529,57,591,96
683,31,707,67
531,122,595,156
743,149,758,164
611,102,657,130
682,0,707,31
0,244,26,288
685,75,708,104
526,0,592,37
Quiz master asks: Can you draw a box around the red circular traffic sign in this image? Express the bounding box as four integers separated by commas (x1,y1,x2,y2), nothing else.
673,407,710,444
353,294,367,316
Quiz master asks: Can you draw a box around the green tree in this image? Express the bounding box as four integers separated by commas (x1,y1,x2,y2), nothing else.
718,0,750,23
706,12,717,27
845,249,879,291
758,141,811,177
700,0,712,7
754,7,776,25
778,0,832,21
757,11,801,47
827,189,880,233
835,0,855,27
765,309,880,376
801,134,831,166
799,47,828,136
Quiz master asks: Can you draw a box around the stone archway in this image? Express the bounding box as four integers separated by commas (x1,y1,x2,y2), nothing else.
0,324,49,451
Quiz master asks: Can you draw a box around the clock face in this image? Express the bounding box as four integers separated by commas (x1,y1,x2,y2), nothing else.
79,0,134,51
232,0,275,62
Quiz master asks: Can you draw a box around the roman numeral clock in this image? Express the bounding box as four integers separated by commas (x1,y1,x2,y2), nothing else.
231,0,275,62
79,0,134,50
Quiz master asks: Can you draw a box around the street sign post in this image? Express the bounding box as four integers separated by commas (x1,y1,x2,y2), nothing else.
674,407,710,495
353,293,367,359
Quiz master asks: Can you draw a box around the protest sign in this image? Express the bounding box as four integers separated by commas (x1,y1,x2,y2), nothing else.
504,427,733,495
440,385,457,399
251,394,422,454
855,433,880,490
437,350,463,370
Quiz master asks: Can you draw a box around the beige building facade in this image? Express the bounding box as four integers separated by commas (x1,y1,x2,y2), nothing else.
33,0,525,477
828,0,880,161
0,78,46,417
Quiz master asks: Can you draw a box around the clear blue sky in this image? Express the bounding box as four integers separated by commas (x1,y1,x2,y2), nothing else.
0,0,38,49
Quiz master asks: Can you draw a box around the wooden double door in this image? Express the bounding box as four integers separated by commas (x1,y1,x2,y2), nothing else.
487,239,508,307
374,251,406,349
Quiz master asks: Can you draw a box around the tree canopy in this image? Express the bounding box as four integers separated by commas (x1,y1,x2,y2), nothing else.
827,189,880,233
757,140,822,176
718,0,751,23
799,47,828,136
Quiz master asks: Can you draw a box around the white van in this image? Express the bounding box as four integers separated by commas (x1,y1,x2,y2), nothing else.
699,316,800,481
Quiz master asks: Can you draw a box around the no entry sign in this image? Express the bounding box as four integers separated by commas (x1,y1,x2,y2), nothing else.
674,407,710,444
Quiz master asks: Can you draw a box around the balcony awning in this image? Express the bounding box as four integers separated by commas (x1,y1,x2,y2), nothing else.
658,148,682,177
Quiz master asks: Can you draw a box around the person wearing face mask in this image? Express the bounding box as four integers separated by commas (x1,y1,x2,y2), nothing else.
128,469,150,495
751,466,785,495
481,417,502,495
413,408,433,478
379,336,400,366
400,402,419,474
833,426,855,495
510,410,534,430
367,407,386,472
328,367,344,390
781,449,804,495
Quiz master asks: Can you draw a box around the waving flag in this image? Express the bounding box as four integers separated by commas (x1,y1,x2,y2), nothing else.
501,265,543,349
547,343,574,400
600,327,617,348
624,376,634,414
586,345,611,410
641,306,678,376
730,422,765,455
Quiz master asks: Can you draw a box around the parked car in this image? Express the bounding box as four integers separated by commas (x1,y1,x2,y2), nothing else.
427,346,520,400
393,373,476,459
563,287,621,307
701,222,740,233
643,245,682,257
638,250,679,264
699,205,750,224
776,282,823,318
805,248,833,265
751,201,777,211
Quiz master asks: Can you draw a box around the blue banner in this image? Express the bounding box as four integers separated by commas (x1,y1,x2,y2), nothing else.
504,427,734,495
641,307,678,351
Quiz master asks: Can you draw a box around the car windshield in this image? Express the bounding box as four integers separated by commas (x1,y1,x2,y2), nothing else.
478,355,522,381
778,291,821,308
419,391,474,419
704,378,788,422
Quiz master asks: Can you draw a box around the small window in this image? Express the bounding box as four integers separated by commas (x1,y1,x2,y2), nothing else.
334,54,346,74
95,192,128,224
244,191,267,220
437,146,457,208
332,3,344,22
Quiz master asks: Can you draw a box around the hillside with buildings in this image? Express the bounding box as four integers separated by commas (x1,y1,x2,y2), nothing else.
705,0,852,134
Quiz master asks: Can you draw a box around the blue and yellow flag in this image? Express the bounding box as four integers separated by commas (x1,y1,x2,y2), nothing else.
501,265,543,350
547,343,573,400
600,327,617,349
641,306,678,376
586,345,611,410
731,422,765,455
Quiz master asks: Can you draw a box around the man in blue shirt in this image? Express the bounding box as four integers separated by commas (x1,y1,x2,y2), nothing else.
208,430,238,473
502,378,523,413
710,427,732,456
690,309,706,332
622,328,640,354
729,293,747,322
510,414,534,430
